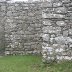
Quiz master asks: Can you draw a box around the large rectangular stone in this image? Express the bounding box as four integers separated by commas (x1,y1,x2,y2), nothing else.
54,7,67,13
41,2,52,7
53,2,63,7
43,20,52,26
42,13,65,18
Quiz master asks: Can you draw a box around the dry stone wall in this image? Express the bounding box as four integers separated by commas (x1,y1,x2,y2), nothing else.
0,0,72,63
5,2,43,55
42,0,72,63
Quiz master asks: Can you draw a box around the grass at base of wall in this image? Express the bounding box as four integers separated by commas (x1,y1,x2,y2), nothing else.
0,55,72,72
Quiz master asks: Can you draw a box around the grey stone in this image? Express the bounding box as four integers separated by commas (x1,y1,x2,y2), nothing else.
63,30,68,37
53,2,63,7
55,7,67,13
7,11,12,16
1,6,6,11
42,34,50,41
69,29,72,35
55,36,72,44
43,20,52,26
61,0,70,3
56,21,66,26
42,2,52,7
42,13,65,18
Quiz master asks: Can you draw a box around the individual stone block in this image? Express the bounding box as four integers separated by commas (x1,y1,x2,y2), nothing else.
53,2,63,7
7,6,15,11
64,56,72,60
41,2,52,7
28,12,34,16
69,44,72,48
61,0,70,3
50,38,55,44
63,30,68,37
54,14,65,18
42,26,61,34
51,27,61,34
42,13,53,18
69,29,72,35
55,48,64,53
27,26,34,32
42,42,49,47
42,26,52,33
5,51,10,55
43,20,52,26
56,21,66,26
34,23,42,27
55,36,72,44
56,56,64,60
42,13,65,18
68,7,72,11
1,6,6,11
47,0,53,2
42,34,50,41
6,19,13,23
43,8,53,13
7,11,12,16
54,7,67,13
0,12,5,16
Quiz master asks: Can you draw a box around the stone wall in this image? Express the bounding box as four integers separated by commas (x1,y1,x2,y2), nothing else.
42,0,72,63
5,2,43,55
0,0,72,62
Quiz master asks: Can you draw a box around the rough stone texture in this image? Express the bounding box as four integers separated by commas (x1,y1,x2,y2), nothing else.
0,0,72,63
0,1,42,55
5,2,43,55
42,0,72,63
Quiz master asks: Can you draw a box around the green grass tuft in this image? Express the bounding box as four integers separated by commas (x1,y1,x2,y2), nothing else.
0,55,72,72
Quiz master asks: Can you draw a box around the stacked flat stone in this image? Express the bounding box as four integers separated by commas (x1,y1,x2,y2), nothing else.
42,0,72,63
4,1,42,55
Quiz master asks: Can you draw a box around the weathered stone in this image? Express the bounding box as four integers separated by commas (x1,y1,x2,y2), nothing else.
53,2,63,7
50,38,55,44
42,13,65,18
56,21,66,26
1,6,6,11
42,2,52,7
63,30,68,36
69,29,72,35
5,51,10,55
55,36,72,44
55,7,67,13
7,11,12,16
61,0,70,3
6,19,13,22
43,20,52,26
42,26,61,34
42,34,50,41
56,48,64,52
